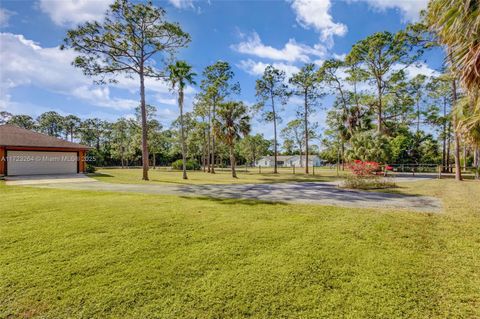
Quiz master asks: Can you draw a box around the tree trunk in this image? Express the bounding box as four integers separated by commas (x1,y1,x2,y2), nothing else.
272,94,278,174
416,101,420,133
304,90,309,174
179,89,188,180
341,141,345,171
442,98,447,171
139,70,149,181
202,134,207,172
451,76,462,181
377,82,383,133
207,113,211,173
230,145,237,178
211,99,216,174
299,145,303,168
475,147,479,180
446,121,452,172
153,153,156,170
474,147,479,180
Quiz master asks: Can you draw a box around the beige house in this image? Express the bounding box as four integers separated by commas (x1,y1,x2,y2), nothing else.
0,124,91,176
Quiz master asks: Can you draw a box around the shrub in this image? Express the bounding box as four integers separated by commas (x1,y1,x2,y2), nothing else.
85,163,96,173
341,160,395,190
348,160,381,176
342,175,396,190
171,159,200,171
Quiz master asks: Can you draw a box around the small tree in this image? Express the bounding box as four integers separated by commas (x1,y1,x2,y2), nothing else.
215,101,250,178
255,65,289,173
168,61,196,180
200,61,240,173
63,0,190,180
289,64,324,173
111,118,136,168
281,119,305,166
238,134,271,167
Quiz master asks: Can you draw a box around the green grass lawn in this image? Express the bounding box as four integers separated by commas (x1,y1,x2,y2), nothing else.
1,179,479,318
92,167,346,185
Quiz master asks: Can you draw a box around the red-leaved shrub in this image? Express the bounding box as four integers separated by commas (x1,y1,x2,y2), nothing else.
348,160,380,177
343,160,395,190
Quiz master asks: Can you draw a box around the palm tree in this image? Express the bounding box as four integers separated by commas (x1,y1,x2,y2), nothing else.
168,61,196,180
427,0,480,93
427,0,480,155
215,101,251,178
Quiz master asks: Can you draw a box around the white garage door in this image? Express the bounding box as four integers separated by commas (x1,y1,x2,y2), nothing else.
7,151,78,176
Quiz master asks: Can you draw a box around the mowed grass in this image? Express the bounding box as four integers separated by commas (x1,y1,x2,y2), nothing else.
92,167,346,185
1,180,480,318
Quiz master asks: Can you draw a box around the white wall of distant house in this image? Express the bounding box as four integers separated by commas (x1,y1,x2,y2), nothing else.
255,156,323,167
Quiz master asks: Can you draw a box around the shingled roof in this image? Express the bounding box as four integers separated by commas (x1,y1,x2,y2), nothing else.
0,124,91,149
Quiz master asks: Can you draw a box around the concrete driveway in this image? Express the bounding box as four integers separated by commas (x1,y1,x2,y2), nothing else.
28,179,442,212
5,174,97,186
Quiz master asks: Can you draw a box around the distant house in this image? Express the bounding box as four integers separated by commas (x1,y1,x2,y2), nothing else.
255,155,323,167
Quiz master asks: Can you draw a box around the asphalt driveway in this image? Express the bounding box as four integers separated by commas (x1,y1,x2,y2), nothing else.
29,179,442,212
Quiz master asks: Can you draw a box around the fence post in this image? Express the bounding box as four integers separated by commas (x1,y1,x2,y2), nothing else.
438,165,442,179
259,165,261,174
293,164,295,174
412,166,415,176
313,165,315,176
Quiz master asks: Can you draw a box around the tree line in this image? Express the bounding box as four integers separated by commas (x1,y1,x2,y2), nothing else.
0,107,271,171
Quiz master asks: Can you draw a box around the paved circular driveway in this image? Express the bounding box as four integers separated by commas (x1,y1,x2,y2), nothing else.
31,179,442,213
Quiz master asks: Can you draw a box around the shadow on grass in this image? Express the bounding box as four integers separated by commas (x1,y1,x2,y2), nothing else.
89,173,114,178
178,195,288,206
364,184,424,197
253,177,337,184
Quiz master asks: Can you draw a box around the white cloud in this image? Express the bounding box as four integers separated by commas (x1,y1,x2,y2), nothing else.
71,86,137,110
289,0,347,43
231,32,326,63
0,33,182,112
39,0,113,26
156,96,177,106
402,63,439,79
0,8,15,27
332,53,346,61
351,0,428,22
237,59,300,78
0,33,89,92
168,0,195,9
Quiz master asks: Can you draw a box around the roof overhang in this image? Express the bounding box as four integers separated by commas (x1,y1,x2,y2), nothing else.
1,145,92,150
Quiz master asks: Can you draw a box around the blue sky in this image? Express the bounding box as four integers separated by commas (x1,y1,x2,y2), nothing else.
0,0,442,139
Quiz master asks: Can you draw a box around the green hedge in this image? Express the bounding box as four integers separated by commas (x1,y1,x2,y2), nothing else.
171,159,200,171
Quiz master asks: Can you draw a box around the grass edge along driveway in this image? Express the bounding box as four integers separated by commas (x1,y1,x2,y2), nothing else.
91,167,347,185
